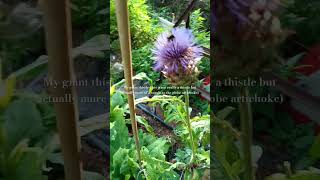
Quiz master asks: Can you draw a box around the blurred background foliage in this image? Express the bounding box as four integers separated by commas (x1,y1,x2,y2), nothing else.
281,0,320,46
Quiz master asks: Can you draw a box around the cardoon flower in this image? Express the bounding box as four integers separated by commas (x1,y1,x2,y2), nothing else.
152,28,203,85
213,0,286,78
212,0,252,31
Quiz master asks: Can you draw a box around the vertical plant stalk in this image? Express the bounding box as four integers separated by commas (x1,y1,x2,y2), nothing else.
114,0,142,165
185,89,196,164
238,86,254,180
0,44,5,80
41,0,82,179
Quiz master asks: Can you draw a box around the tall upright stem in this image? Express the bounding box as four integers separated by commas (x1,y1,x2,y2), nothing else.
114,0,142,165
238,86,254,180
185,89,196,163
42,0,82,179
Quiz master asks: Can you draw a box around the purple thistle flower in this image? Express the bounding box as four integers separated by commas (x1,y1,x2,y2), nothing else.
152,28,203,77
213,0,252,31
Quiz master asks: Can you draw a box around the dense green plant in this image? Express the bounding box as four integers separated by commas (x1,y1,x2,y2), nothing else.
110,111,179,179
71,0,109,40
110,73,210,179
282,0,320,46
0,81,105,179
135,94,210,176
211,107,263,180
190,9,210,48
111,0,160,49
131,44,160,83
147,0,210,26
0,96,56,179
110,83,179,179
6,34,108,82
198,57,210,78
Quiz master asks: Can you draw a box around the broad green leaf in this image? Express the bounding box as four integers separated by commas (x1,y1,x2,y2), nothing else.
136,116,154,134
146,138,170,160
73,34,109,58
10,34,109,80
110,108,128,157
112,72,153,93
9,55,48,79
4,99,45,149
79,114,107,136
8,149,45,180
111,92,124,110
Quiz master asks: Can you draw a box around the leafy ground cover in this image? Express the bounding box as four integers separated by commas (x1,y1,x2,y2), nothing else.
0,0,108,179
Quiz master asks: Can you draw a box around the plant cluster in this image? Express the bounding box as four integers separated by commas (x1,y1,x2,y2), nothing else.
110,73,210,179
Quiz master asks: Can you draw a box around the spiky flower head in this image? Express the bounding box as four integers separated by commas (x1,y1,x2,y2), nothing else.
152,28,203,86
213,0,288,78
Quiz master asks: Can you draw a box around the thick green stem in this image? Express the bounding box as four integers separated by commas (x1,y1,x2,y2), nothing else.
238,86,254,180
185,89,196,164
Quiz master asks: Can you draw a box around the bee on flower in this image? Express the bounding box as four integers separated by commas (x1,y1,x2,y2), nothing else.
152,28,203,86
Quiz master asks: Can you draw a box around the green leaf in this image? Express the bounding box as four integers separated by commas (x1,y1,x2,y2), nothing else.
231,160,243,175
216,106,235,120
73,34,109,58
47,153,64,165
9,55,48,79
10,34,109,80
112,148,139,178
146,138,170,160
294,136,314,149
112,72,153,93
286,52,305,67
310,135,320,161
8,149,45,180
83,171,105,180
136,116,154,134
110,107,129,157
111,92,124,110
4,99,45,150
79,114,107,137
